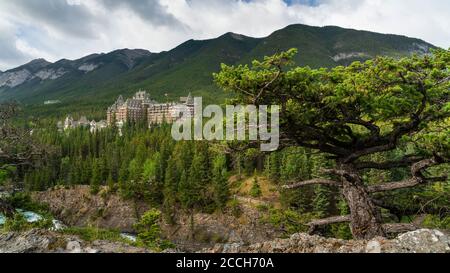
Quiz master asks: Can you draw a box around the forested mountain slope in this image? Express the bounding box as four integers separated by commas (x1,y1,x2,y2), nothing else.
0,24,435,109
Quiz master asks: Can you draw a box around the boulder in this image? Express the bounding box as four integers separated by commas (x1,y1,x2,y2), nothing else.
392,229,450,253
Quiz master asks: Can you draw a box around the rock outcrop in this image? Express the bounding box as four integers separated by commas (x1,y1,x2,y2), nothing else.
162,204,282,251
32,186,282,251
32,186,149,233
0,229,149,253
203,229,450,253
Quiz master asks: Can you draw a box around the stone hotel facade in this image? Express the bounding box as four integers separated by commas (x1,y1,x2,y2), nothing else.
107,91,194,126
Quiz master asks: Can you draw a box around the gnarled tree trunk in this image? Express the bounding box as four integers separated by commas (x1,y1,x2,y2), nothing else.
339,164,385,239
0,198,15,218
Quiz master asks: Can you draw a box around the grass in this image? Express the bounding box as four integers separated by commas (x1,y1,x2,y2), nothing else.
1,213,54,232
60,226,133,245
233,174,280,204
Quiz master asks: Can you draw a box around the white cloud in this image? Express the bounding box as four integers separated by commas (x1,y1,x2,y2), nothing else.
0,0,449,71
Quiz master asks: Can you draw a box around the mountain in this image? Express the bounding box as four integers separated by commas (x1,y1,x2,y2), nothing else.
0,24,435,108
0,59,52,89
243,24,434,67
0,49,153,104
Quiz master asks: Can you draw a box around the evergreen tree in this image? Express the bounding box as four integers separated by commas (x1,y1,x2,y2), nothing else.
90,159,101,194
60,157,71,186
186,145,212,209
118,161,129,195
162,157,179,223
313,185,330,217
311,153,332,217
330,198,352,239
151,152,164,205
106,171,115,192
212,155,230,211
265,152,281,182
250,170,262,198
280,148,312,211
214,49,450,238
128,158,143,183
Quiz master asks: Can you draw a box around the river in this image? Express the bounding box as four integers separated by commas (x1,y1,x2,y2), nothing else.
0,210,136,242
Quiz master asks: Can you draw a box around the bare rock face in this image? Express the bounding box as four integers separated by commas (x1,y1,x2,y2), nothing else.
32,187,282,251
32,186,149,233
163,203,282,251
0,229,52,253
392,229,450,253
0,229,149,253
202,229,450,253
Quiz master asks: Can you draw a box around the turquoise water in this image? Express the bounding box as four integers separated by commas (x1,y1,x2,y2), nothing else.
120,233,137,242
0,210,44,226
16,209,43,222
0,211,135,241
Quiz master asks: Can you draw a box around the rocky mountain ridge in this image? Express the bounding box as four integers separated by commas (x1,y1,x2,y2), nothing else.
0,49,152,89
0,24,435,105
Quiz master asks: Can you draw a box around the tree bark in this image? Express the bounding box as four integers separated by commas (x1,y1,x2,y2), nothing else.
383,223,418,234
0,199,15,218
339,164,386,239
282,178,341,189
308,215,351,234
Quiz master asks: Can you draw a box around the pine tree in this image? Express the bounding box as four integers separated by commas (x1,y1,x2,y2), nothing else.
128,158,142,183
212,155,230,211
188,144,214,208
107,171,115,192
313,185,330,217
118,161,129,195
279,148,312,211
250,170,262,198
331,198,352,239
311,153,332,217
90,159,101,194
60,157,71,186
162,157,179,223
151,152,164,205
265,152,281,182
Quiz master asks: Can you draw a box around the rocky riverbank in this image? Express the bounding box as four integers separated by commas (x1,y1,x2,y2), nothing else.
31,186,282,251
0,229,149,253
32,186,148,233
27,186,450,253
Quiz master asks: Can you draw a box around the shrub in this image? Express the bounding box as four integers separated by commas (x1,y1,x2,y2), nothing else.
330,223,353,240
2,213,53,232
6,192,50,215
61,227,130,244
2,214,30,232
422,215,450,230
260,208,317,236
227,199,242,218
250,176,262,198
134,209,174,250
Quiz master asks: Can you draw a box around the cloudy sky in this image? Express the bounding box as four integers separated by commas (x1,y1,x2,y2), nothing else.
0,0,449,71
